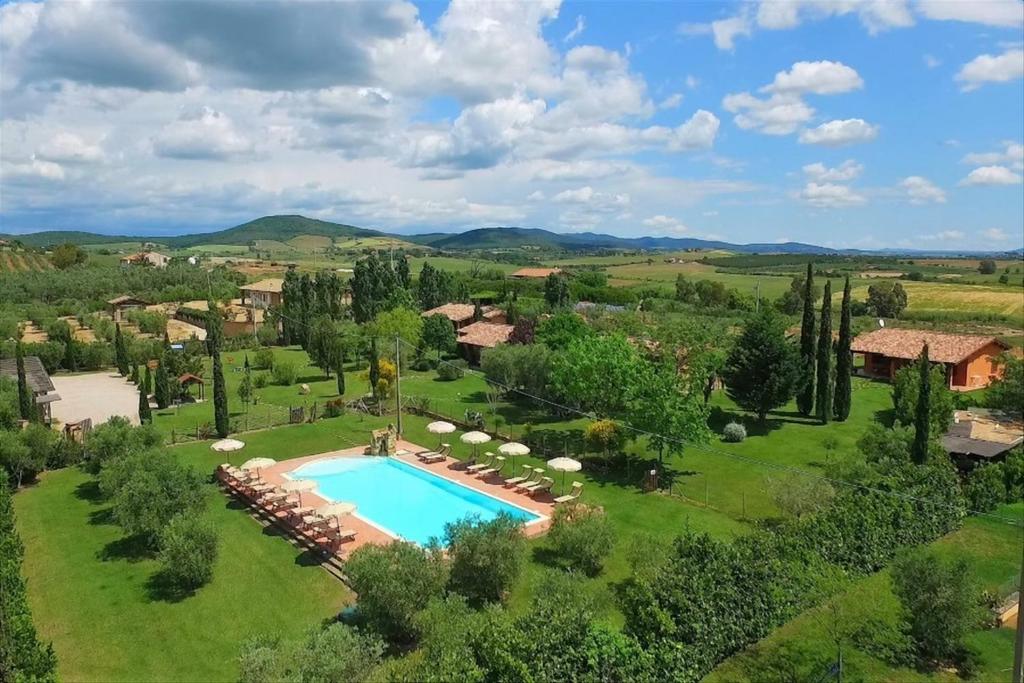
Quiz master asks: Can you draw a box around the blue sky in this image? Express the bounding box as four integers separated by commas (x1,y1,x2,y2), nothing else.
1,0,1022,249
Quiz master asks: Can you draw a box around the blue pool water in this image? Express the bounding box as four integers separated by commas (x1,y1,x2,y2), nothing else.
289,457,542,545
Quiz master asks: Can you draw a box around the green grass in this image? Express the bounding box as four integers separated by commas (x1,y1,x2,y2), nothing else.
707,502,1023,683
14,466,352,682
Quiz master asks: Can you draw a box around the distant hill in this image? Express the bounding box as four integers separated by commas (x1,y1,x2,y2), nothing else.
2,230,144,248
165,215,384,248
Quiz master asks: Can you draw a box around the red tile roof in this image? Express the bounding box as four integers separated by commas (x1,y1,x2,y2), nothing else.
456,322,514,348
510,267,561,278
851,328,1008,364
422,303,476,323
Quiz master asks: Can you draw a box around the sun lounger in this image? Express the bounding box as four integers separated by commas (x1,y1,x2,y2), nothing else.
467,452,495,473
476,456,505,478
514,469,545,492
504,465,536,487
526,477,554,497
417,451,447,464
553,482,584,505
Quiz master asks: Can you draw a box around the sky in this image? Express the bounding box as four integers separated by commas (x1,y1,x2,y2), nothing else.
1,0,1022,249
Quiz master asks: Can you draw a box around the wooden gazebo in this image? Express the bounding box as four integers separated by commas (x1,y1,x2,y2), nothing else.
178,373,205,401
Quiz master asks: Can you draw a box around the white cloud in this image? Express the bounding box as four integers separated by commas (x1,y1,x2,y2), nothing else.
3,156,65,181
918,230,965,241
917,0,1024,28
763,60,864,95
530,160,629,182
642,214,689,235
982,228,1011,241
955,49,1024,91
900,176,947,204
526,190,545,201
799,118,879,146
960,165,1024,186
152,106,254,160
722,92,814,135
659,93,683,109
37,132,104,163
668,109,720,150
803,159,863,182
711,15,752,50
923,54,941,68
963,141,1024,170
563,15,585,43
799,182,866,208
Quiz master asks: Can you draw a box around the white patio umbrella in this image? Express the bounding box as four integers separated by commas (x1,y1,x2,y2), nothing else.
427,421,456,447
316,501,357,528
240,457,276,478
281,479,318,506
460,430,491,457
498,442,530,469
547,457,582,495
211,438,245,452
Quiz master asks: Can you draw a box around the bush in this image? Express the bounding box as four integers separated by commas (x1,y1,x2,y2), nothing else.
323,399,345,418
436,359,466,382
546,505,615,576
252,372,269,389
722,421,747,442
411,356,436,372
238,624,384,683
344,541,448,644
158,512,219,589
444,512,527,605
254,347,274,370
83,416,162,475
963,462,1007,512
271,361,297,386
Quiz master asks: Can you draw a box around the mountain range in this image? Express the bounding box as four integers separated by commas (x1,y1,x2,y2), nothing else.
3,215,1020,256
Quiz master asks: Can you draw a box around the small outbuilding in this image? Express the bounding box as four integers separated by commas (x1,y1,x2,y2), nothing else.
107,295,152,322
0,356,60,422
943,408,1023,464
455,321,514,365
178,373,206,401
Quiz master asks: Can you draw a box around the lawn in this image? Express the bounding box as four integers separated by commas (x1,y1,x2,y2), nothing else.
707,502,1023,683
14,466,352,682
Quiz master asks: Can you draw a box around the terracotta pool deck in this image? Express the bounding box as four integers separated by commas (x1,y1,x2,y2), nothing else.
253,439,556,558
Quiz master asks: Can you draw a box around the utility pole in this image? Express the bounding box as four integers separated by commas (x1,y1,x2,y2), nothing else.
1013,528,1023,683
394,336,402,437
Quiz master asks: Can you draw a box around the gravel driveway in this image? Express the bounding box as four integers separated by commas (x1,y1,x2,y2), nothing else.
51,372,143,426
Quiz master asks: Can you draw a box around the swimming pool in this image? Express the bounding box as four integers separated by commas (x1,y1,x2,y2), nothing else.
288,456,543,545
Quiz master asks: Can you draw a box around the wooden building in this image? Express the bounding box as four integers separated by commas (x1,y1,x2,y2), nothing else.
851,328,1011,391
455,321,514,365
107,295,152,322
0,356,60,423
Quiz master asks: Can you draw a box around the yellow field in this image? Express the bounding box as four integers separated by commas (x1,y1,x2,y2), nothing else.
287,235,333,250
545,249,729,267
851,281,1024,318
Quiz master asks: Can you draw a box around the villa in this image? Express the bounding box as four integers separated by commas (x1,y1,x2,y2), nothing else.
239,278,284,309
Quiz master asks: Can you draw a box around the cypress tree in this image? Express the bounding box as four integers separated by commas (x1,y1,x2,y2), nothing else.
368,339,380,400
114,323,129,376
334,344,346,397
138,385,152,423
796,263,816,415
155,355,170,409
130,363,139,385
815,280,833,423
208,315,229,438
15,342,34,422
834,276,853,421
911,343,931,465
143,364,153,397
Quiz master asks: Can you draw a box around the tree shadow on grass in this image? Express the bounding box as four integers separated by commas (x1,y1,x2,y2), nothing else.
708,406,786,437
144,569,195,604
88,507,117,526
294,549,325,568
873,407,896,427
297,374,329,386
530,545,563,570
73,479,103,503
98,533,153,563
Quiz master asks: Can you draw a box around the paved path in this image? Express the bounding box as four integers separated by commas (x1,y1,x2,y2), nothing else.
51,372,142,426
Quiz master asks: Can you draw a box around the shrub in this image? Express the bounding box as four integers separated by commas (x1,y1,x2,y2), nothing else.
546,504,615,576
436,359,467,382
444,512,526,606
344,541,448,644
254,347,274,370
83,416,162,475
158,512,219,589
411,356,436,372
963,462,1007,512
271,361,297,386
722,421,747,442
323,399,345,418
252,372,269,389
238,625,384,683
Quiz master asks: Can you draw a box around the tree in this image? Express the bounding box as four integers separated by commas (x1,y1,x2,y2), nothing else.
417,261,458,311
866,281,908,318
130,363,139,385
143,364,153,398
550,334,642,417
370,307,423,355
114,323,129,376
239,624,384,683
796,263,816,416
158,512,219,590
815,280,833,423
14,342,34,422
307,315,338,378
422,314,456,360
368,339,380,401
547,505,615,576
544,272,571,309
137,385,152,424
154,355,171,409
977,259,997,275
775,273,820,315
911,344,931,465
765,472,834,520
833,277,853,421
892,362,953,436
0,431,35,488
208,311,229,439
507,316,536,345
675,274,697,303
629,356,711,466
50,242,87,269
444,513,526,606
237,372,254,409
723,310,801,422
987,354,1024,416
535,312,592,350
343,541,448,644
332,342,346,397
891,547,980,668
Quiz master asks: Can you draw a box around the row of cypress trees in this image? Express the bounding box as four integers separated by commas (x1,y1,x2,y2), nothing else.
796,263,854,423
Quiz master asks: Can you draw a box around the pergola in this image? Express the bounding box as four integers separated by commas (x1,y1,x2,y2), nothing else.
178,373,205,401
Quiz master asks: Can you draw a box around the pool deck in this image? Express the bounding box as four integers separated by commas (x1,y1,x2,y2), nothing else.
256,439,556,557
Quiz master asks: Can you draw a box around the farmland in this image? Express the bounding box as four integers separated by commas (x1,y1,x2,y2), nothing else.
0,249,53,273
